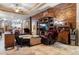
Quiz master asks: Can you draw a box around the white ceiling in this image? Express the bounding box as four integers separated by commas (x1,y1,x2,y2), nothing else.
0,3,60,18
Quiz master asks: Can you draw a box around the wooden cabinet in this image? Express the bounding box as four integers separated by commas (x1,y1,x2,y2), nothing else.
5,34,15,49
58,31,69,44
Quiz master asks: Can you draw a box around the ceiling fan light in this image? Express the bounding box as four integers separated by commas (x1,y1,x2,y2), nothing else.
15,8,19,12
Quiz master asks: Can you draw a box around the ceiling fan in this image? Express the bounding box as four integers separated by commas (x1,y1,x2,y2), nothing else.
14,4,22,12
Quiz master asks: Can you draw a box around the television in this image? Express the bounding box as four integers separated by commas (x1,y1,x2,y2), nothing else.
39,24,48,31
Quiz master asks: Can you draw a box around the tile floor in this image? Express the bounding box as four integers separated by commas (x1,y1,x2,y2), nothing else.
0,42,79,55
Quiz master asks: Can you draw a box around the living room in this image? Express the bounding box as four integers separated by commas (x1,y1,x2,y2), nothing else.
0,3,79,55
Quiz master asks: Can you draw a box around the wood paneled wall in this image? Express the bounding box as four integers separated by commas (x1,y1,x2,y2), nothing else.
32,3,76,28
